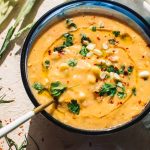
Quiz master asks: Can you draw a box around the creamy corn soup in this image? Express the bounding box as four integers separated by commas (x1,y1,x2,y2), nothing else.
28,15,150,130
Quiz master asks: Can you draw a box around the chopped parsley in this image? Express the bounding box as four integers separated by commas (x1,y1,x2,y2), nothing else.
32,82,45,93
108,39,116,45
107,65,119,74
81,34,91,45
63,33,73,47
66,19,77,29
117,91,126,99
127,66,134,74
43,60,50,69
97,64,120,74
119,65,125,74
79,46,89,57
54,33,73,52
50,81,67,98
91,26,96,32
54,45,65,52
68,59,78,67
98,82,127,99
112,31,120,37
132,87,136,96
68,99,80,115
99,83,117,97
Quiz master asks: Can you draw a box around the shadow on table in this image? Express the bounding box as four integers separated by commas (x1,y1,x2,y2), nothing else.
26,114,150,150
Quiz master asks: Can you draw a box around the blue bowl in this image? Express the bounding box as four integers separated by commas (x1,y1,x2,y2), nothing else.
21,0,150,135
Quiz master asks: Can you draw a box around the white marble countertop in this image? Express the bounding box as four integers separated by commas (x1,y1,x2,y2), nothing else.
0,0,150,150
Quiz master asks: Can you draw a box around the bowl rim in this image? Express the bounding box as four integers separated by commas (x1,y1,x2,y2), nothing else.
21,0,150,135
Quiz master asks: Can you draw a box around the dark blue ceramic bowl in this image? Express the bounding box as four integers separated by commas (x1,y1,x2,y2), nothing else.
21,0,150,135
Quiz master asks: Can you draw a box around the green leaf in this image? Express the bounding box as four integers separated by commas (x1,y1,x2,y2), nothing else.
54,33,73,53
117,91,126,99
63,33,73,47
127,66,134,74
112,31,120,37
108,39,116,45
119,65,125,74
68,99,80,115
54,45,65,52
99,83,117,97
0,0,36,58
0,26,15,58
50,81,67,98
91,26,96,32
132,87,136,96
107,65,119,74
13,22,34,39
14,0,36,26
43,60,50,69
66,18,77,29
68,59,77,67
0,0,17,25
81,34,91,45
32,82,45,93
0,94,14,104
79,46,89,57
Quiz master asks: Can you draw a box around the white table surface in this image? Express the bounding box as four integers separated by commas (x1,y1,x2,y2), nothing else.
0,0,149,150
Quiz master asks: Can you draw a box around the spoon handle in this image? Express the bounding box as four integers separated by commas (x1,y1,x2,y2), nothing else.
0,100,53,138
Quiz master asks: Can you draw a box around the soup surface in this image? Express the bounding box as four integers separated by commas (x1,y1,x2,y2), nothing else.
28,15,150,130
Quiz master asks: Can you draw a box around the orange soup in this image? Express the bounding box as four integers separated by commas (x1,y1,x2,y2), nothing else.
27,15,150,130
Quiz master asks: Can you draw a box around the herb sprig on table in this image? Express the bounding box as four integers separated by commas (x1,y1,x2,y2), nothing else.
0,121,28,150
0,0,36,58
0,94,14,104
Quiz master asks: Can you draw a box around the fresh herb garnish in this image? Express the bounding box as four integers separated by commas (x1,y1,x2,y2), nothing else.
132,87,136,96
119,65,125,74
127,66,134,74
50,81,67,98
79,46,89,57
43,60,50,69
98,82,127,99
81,34,91,45
68,59,78,67
107,65,119,74
112,31,120,37
54,45,65,52
99,83,117,97
68,99,80,115
63,33,73,47
117,91,126,99
66,18,77,29
91,26,96,32
32,82,45,93
108,39,116,45
54,33,73,52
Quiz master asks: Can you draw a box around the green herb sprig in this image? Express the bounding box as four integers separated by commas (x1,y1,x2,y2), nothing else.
68,59,77,67
50,81,67,98
112,31,120,37
0,0,36,58
0,94,14,104
68,99,80,115
54,33,73,52
66,18,77,29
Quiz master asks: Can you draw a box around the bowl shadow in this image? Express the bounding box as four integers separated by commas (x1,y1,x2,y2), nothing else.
26,114,150,150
